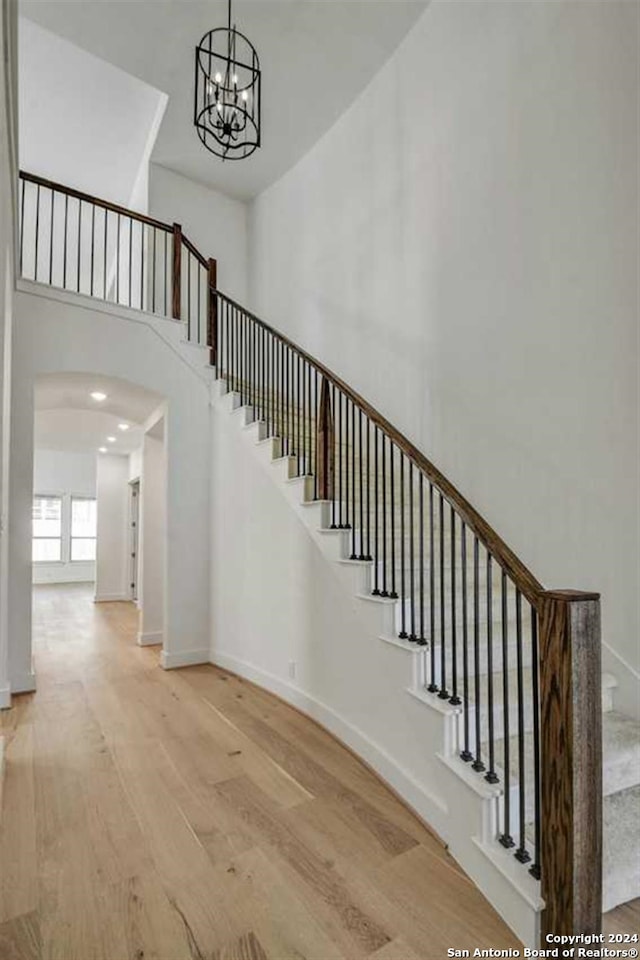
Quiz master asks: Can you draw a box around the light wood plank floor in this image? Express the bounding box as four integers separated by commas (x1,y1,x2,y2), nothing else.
0,583,636,960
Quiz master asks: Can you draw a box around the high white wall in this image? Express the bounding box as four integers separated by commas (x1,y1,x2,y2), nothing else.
32,448,96,584
0,0,18,709
95,453,129,601
9,284,211,692
19,17,167,208
138,425,165,644
149,163,249,304
250,1,640,714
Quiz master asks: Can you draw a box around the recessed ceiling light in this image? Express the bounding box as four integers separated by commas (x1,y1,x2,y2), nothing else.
118,423,130,431
90,391,107,402
98,447,107,453
107,436,116,443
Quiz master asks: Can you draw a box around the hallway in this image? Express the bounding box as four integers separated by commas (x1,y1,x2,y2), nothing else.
0,586,614,959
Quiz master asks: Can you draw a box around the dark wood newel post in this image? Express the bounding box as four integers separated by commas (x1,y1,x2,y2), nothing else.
172,222,182,320
315,376,334,500
208,257,218,368
539,589,602,949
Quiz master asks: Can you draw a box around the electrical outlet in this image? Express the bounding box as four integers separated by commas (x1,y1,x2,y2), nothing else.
288,660,297,680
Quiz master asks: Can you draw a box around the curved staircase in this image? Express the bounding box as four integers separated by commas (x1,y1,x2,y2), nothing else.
15,169,640,946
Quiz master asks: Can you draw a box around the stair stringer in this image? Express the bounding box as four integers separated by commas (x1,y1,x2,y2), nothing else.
209,383,544,947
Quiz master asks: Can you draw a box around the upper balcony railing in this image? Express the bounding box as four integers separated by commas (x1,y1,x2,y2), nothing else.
17,169,603,946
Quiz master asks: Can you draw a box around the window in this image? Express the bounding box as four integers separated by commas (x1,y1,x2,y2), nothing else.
71,497,97,561
32,495,62,562
32,495,97,564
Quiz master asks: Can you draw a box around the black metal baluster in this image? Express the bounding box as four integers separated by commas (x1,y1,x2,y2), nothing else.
485,554,498,781
427,483,438,692
357,409,364,558
529,607,541,879
438,494,448,699
408,463,416,640
187,255,192,338
450,507,461,705
128,216,133,306
460,523,472,759
34,184,41,281
76,198,82,292
197,264,202,343
344,397,350,526
515,590,531,864
259,322,265,417
279,339,284,448
472,537,485,771
103,210,108,300
49,188,55,285
380,435,387,596
399,455,407,638
297,355,302,475
350,401,357,555
232,305,238,394
19,177,25,277
389,443,397,598
61,194,69,290
116,214,120,303
225,300,230,393
499,571,515,847
152,227,156,313
164,231,168,315
313,370,319,485
90,202,95,295
140,222,145,310
284,345,291,457
299,358,305,469
372,428,379,591
334,390,342,527
365,417,371,561
418,473,426,644
286,345,292,453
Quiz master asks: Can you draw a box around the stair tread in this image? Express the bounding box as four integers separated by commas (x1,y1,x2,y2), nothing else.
603,784,640,912
492,710,640,797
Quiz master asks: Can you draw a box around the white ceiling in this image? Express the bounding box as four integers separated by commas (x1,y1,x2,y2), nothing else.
19,1,427,201
34,372,164,454
34,409,144,455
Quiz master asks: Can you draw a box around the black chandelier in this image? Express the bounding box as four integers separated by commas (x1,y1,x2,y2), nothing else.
193,0,261,161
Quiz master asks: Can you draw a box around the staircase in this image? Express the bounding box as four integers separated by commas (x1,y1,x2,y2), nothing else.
213,390,640,918
16,169,640,945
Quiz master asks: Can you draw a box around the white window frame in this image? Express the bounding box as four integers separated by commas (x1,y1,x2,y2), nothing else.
32,493,64,564
70,495,97,563
32,493,97,565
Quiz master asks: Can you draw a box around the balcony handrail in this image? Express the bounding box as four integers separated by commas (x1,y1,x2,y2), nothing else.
19,170,173,233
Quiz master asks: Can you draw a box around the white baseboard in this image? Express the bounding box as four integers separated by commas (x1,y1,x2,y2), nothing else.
137,631,163,647
10,670,36,694
0,684,10,709
161,647,209,670
95,593,131,603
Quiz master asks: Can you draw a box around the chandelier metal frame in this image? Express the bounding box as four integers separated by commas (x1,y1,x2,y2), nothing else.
193,0,261,161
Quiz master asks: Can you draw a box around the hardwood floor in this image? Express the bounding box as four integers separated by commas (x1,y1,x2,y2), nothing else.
0,583,636,960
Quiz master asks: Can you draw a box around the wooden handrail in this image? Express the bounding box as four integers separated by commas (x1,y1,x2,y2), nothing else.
182,233,208,268
19,170,173,233
211,288,544,607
